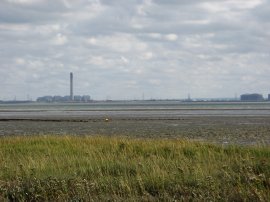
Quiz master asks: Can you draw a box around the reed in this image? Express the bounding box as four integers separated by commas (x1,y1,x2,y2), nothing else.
0,135,269,201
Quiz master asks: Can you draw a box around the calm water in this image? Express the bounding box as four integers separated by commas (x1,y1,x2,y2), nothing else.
1,101,270,119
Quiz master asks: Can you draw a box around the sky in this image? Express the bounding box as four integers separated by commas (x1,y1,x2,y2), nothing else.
0,0,269,100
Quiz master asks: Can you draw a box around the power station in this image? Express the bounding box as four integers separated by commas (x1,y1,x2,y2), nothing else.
70,72,74,101
36,72,91,103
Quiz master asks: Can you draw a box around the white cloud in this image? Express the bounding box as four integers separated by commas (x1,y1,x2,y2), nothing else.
201,0,264,13
136,0,152,16
87,56,105,66
15,58,26,65
87,37,97,45
148,33,162,39
6,0,44,5
87,33,148,53
34,24,61,36
51,33,68,45
120,56,129,64
142,52,153,60
0,23,31,31
149,79,161,85
63,3,105,21
164,34,178,41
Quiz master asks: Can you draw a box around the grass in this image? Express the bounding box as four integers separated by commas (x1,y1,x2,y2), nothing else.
0,135,269,201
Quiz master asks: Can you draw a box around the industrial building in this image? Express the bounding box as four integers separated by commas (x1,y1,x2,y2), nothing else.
36,72,91,103
240,94,264,101
37,96,53,102
70,72,74,101
37,95,90,103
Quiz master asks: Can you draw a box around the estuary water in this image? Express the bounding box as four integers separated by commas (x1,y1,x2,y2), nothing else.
1,101,270,120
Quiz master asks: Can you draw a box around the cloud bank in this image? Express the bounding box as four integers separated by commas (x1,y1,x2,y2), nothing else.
0,0,269,100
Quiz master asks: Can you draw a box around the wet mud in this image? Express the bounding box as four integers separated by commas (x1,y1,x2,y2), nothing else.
1,116,270,145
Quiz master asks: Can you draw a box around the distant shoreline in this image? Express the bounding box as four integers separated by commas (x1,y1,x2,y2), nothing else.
1,100,270,104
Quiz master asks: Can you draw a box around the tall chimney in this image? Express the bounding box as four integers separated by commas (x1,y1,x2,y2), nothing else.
70,72,73,101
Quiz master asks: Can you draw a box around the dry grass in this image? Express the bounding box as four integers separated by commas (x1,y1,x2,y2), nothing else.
0,135,269,201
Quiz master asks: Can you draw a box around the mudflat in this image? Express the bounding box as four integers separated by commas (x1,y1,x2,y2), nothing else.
1,116,270,145
1,102,270,145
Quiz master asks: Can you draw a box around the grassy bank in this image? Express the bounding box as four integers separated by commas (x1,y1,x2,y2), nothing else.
0,136,269,201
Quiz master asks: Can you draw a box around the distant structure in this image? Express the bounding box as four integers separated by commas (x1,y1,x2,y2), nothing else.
36,72,91,103
187,93,192,102
70,72,74,101
240,93,264,101
268,94,270,101
37,96,53,102
37,95,91,103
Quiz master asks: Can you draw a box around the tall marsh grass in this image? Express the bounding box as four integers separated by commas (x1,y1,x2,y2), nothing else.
0,135,269,201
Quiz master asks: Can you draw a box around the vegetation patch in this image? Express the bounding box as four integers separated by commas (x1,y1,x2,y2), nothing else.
0,135,269,201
